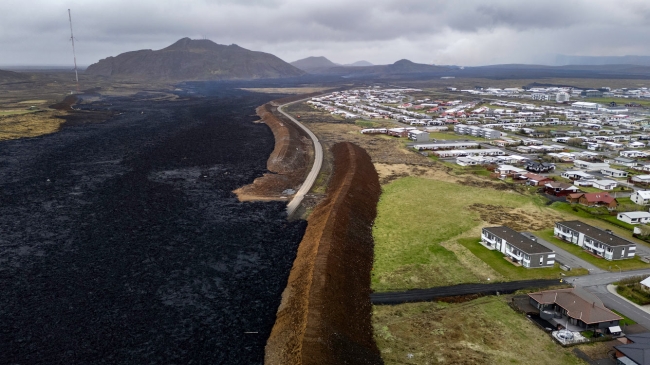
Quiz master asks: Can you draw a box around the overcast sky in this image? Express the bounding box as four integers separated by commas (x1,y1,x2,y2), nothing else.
2,0,650,67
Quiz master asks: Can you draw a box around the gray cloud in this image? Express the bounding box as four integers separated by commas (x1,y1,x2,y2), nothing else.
1,0,649,67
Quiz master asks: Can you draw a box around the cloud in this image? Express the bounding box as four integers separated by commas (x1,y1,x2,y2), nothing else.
0,0,649,66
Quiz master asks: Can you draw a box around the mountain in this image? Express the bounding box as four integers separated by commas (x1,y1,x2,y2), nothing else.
0,69,29,83
85,38,306,81
315,59,453,78
290,56,339,72
345,60,373,67
556,55,650,67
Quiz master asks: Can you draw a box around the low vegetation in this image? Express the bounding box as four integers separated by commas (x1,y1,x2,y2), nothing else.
615,276,650,305
0,110,66,141
372,177,559,291
373,296,585,365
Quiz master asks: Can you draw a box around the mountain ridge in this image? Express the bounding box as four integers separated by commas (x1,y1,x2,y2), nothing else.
85,38,306,81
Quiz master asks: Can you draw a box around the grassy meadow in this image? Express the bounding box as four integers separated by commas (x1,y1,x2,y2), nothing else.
373,296,585,365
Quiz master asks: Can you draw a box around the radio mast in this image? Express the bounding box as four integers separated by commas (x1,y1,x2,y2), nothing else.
68,9,79,91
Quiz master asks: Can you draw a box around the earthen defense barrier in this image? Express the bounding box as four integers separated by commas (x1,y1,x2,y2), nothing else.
265,142,383,365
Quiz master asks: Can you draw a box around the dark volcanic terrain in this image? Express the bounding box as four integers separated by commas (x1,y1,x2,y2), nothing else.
0,85,306,364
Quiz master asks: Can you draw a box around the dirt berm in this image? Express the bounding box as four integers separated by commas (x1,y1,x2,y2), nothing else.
265,142,383,365
233,102,312,200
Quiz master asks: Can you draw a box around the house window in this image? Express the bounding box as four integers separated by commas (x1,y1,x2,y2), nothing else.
539,256,544,265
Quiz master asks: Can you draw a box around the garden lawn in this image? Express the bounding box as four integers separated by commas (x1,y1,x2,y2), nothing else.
535,230,650,271
373,296,585,365
458,238,588,280
372,177,535,291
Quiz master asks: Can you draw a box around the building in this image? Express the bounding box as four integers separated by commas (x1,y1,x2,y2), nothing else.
481,226,555,268
529,288,621,332
522,173,553,186
554,220,636,260
454,124,501,139
631,190,650,205
556,92,570,103
572,102,599,110
433,149,505,158
600,168,628,178
412,142,479,151
562,170,594,180
615,333,650,365
574,160,610,171
408,130,430,142
591,179,618,190
544,182,580,197
617,212,650,225
567,192,618,209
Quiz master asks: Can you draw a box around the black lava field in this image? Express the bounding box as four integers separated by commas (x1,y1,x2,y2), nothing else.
0,85,307,364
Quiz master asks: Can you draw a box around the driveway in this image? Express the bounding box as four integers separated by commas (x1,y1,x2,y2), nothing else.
523,232,607,274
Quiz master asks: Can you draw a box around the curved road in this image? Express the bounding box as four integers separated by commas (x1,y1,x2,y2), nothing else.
277,100,323,217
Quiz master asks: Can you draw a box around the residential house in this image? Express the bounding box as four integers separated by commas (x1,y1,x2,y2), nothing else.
600,168,628,178
591,179,618,190
621,150,650,158
631,190,650,205
529,288,622,332
617,212,650,225
408,130,430,142
615,333,650,364
523,173,553,186
544,182,580,197
554,220,636,260
567,192,618,209
631,175,650,187
524,161,555,173
574,160,610,170
607,157,637,168
481,226,555,268
641,277,650,291
562,170,594,180
495,165,527,176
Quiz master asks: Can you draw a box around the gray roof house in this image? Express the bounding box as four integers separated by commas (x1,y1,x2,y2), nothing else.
554,220,637,260
481,226,555,268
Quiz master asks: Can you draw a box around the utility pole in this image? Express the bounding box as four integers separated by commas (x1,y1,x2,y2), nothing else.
68,9,79,92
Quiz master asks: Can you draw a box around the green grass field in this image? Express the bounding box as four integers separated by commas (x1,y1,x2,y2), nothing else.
373,296,585,365
372,177,540,291
458,238,588,279
0,109,38,116
428,132,485,141
535,230,650,271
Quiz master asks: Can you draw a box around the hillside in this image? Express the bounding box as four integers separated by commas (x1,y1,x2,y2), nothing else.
0,69,29,83
556,54,650,66
290,56,339,72
319,59,453,78
346,60,373,67
85,38,306,81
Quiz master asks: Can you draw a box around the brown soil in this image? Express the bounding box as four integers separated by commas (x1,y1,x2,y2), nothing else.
265,142,383,365
233,103,312,200
468,203,563,231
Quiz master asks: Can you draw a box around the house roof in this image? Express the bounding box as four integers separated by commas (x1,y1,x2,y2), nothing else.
615,333,650,365
523,173,551,182
528,288,622,325
619,212,650,219
582,192,616,204
640,277,650,288
545,182,578,190
556,220,636,247
483,226,553,255
635,191,650,199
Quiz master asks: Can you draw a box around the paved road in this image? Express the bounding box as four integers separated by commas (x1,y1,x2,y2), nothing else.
277,101,323,217
371,279,560,305
523,232,607,274
570,269,650,329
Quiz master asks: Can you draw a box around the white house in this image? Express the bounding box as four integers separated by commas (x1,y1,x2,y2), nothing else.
617,211,650,225
562,170,594,180
573,160,609,170
628,141,646,149
600,168,628,178
591,179,618,190
631,190,650,205
621,150,650,158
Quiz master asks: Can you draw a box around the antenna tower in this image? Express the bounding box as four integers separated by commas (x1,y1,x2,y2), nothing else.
68,9,79,91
